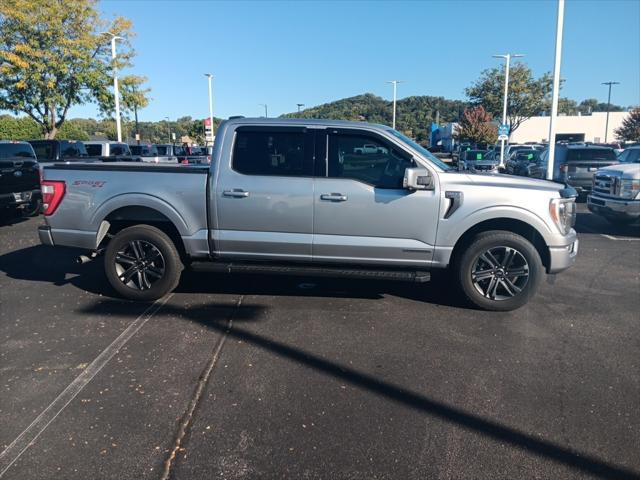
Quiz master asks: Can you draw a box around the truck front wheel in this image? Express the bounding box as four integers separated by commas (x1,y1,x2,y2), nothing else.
454,231,543,311
104,225,183,301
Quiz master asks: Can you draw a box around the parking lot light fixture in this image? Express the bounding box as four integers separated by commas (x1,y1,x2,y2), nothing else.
492,53,524,167
386,80,404,130
546,0,565,180
100,32,124,142
164,116,172,143
259,104,268,118
297,103,305,113
602,81,620,143
205,74,215,146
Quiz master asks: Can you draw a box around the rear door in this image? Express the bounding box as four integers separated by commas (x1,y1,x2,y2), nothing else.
215,126,315,261
312,128,440,267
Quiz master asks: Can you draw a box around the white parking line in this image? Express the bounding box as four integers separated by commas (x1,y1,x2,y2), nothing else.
0,294,173,477
579,226,640,241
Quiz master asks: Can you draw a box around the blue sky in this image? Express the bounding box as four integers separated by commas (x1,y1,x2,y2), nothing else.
68,0,639,121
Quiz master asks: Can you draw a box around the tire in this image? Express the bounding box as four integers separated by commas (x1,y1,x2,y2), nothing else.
453,230,543,311
21,197,42,217
104,225,183,301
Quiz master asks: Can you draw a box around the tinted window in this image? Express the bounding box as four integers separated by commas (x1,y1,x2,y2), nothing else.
233,130,310,177
617,149,640,164
156,145,168,156
110,144,130,156
85,144,102,156
0,143,36,159
463,150,487,161
60,141,87,158
327,133,413,188
566,148,616,162
31,143,53,160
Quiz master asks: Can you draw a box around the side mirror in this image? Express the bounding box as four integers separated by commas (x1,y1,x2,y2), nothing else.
403,167,433,190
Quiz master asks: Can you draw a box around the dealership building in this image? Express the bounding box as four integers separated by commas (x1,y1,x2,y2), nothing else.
435,111,630,149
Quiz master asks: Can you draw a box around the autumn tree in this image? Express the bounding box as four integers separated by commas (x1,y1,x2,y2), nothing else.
465,63,552,137
454,106,498,145
615,108,640,142
0,0,149,138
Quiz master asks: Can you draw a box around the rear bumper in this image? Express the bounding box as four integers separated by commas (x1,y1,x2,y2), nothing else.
587,195,640,219
38,225,54,246
547,229,579,274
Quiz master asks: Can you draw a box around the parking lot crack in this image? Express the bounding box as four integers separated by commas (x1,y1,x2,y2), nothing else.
160,295,242,480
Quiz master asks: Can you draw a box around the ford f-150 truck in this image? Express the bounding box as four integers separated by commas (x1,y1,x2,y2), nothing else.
38,118,579,311
587,147,640,225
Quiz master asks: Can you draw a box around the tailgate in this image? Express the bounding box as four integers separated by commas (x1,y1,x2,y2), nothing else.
0,159,40,195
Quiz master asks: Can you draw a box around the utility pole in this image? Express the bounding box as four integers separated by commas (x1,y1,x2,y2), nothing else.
602,81,620,143
297,103,304,113
546,0,564,180
386,80,404,130
134,103,139,145
259,104,268,118
205,74,215,146
101,32,123,142
493,53,524,167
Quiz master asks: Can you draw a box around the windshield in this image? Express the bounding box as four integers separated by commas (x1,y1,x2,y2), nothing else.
387,130,451,171
617,149,640,164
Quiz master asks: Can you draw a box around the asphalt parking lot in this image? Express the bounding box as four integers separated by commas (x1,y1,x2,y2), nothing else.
0,205,639,480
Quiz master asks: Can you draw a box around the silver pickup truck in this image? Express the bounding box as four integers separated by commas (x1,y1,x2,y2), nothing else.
38,118,579,311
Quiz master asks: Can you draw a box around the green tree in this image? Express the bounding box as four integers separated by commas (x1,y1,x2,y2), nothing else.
615,108,640,142
578,98,625,114
465,63,552,136
453,106,498,145
0,0,149,139
0,114,40,139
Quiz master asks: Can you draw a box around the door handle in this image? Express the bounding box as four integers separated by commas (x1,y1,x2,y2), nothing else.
223,189,250,198
320,193,348,202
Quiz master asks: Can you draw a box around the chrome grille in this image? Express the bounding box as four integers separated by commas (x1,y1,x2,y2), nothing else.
592,174,616,196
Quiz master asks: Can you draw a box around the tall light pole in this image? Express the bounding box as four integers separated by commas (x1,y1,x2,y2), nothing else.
101,32,123,142
602,81,620,143
386,80,404,130
259,104,268,118
297,103,304,113
546,0,565,180
204,74,215,145
493,53,524,166
165,116,172,143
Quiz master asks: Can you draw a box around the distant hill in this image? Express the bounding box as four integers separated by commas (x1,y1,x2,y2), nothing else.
281,93,469,141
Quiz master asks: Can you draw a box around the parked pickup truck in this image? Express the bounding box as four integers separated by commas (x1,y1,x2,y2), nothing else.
0,141,41,217
28,139,99,167
587,146,640,225
38,118,579,311
129,144,176,163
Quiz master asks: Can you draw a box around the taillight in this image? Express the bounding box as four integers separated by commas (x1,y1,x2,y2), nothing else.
41,180,66,215
207,155,211,163
181,159,189,165
559,163,568,173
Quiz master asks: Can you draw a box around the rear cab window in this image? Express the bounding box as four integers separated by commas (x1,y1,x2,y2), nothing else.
567,148,617,162
60,141,87,158
232,127,312,177
0,143,36,159
85,144,102,156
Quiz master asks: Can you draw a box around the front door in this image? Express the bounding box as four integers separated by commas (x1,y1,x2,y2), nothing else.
215,126,314,261
313,128,440,267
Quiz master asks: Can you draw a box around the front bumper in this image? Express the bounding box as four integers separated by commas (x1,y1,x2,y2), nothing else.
547,229,579,274
0,190,40,209
587,195,640,220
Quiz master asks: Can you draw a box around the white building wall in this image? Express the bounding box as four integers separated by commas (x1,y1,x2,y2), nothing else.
509,111,628,144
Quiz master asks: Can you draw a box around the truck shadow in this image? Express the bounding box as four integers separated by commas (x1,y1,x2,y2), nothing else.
0,245,464,308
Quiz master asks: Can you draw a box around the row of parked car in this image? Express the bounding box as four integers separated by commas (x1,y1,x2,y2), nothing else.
452,141,640,225
0,139,212,219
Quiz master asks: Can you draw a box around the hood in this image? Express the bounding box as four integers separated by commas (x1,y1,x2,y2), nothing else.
597,163,640,179
444,171,564,194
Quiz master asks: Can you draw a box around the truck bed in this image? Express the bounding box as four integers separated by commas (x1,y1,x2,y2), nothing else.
42,163,210,254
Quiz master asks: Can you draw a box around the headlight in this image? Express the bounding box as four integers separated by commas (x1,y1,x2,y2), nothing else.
619,179,640,199
549,198,576,235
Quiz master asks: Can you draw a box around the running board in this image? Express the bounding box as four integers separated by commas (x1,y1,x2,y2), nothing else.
189,262,430,283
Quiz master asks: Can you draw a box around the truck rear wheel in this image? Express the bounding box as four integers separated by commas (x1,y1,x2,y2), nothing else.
104,225,183,301
454,231,543,311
